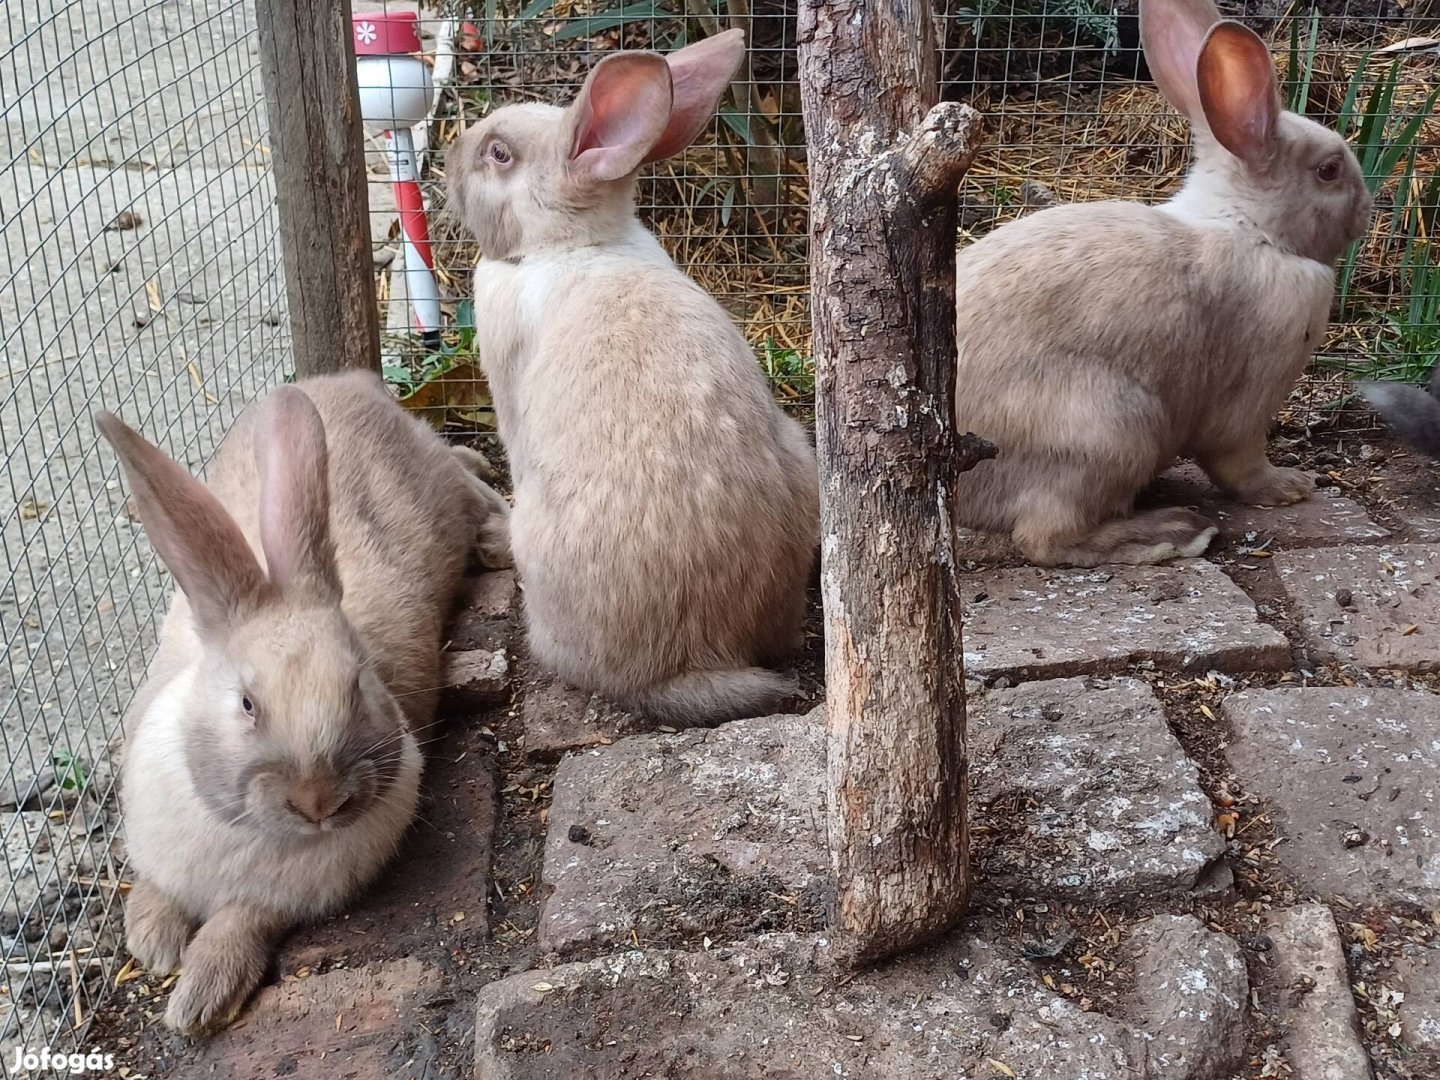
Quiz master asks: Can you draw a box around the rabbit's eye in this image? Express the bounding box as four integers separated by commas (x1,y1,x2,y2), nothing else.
241,695,255,719
1315,159,1341,183
488,141,512,165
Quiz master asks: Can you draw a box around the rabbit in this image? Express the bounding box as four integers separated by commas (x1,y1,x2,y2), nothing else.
445,29,819,726
1359,374,1440,460
99,370,510,1035
950,0,1373,567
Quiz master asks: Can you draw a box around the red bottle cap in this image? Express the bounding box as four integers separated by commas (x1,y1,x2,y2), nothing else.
352,11,423,56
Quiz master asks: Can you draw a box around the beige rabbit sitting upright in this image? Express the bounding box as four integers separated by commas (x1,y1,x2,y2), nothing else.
447,30,819,726
100,372,508,1034
952,0,1372,567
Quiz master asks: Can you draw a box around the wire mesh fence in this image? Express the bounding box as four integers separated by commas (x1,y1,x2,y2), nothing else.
377,1,811,431
1,0,1437,1057
381,0,1436,434
1,0,290,1055
944,0,1440,423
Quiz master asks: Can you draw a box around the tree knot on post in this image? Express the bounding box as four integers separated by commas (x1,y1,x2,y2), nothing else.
893,102,985,204
955,431,998,475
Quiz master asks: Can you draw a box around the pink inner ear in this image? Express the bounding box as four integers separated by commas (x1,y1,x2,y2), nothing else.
255,386,340,604
95,412,267,636
1196,22,1280,165
569,52,673,183
644,28,746,164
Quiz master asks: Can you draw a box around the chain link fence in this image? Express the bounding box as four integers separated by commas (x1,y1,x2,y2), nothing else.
1,0,290,1055
2,0,1436,1057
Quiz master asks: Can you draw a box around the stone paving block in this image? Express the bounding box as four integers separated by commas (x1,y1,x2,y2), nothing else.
1396,948,1440,1054
450,569,517,651
1267,905,1373,1080
182,959,442,1080
963,561,1290,680
521,678,648,761
1367,454,1440,541
1224,687,1440,907
538,710,828,953
1273,544,1440,671
441,648,510,713
973,678,1226,903
1149,464,1389,546
474,935,1153,1079
469,568,517,619
540,681,1224,954
1124,915,1248,1080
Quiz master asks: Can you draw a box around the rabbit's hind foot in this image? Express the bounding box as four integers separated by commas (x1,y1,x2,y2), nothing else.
1018,507,1217,568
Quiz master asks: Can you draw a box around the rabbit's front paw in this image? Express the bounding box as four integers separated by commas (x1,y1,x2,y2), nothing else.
478,519,513,569
472,479,513,569
165,966,251,1036
1232,465,1315,508
452,444,498,482
163,905,277,1036
124,880,193,976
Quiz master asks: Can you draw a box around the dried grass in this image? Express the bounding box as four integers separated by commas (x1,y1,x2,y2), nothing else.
417,21,1438,417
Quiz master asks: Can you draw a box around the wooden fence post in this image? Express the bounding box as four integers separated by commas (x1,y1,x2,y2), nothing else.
256,0,380,376
796,0,990,964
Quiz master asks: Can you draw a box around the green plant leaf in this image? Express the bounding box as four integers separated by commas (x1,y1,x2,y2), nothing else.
517,0,563,22
552,2,671,41
720,180,737,227
718,106,751,143
1335,51,1373,139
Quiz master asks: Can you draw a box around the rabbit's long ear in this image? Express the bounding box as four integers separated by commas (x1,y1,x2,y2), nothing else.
643,29,746,164
1196,22,1280,165
1140,0,1223,123
254,386,341,605
96,412,267,637
567,52,675,184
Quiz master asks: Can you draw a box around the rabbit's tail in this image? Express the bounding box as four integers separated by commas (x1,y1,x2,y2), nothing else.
1359,381,1440,461
633,667,797,728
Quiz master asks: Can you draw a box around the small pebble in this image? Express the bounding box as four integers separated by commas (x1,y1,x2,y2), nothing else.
105,209,143,232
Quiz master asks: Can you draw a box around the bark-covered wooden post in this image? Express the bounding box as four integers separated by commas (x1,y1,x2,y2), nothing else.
797,1,989,964
256,0,380,376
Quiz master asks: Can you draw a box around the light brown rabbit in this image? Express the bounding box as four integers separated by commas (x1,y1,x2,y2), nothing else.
100,371,508,1035
952,0,1372,567
446,30,819,725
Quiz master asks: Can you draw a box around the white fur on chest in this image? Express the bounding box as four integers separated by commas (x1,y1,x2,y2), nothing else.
470,224,674,362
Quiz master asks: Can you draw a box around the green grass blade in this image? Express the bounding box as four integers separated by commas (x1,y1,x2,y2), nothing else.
1369,86,1440,191
1294,10,1320,116
1335,50,1372,139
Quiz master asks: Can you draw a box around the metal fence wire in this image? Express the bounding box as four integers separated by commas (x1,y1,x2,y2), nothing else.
1,0,290,1056
1,0,1437,1057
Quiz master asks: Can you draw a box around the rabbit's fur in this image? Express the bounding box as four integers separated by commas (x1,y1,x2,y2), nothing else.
1360,377,1440,460
100,371,509,1035
952,0,1373,567
447,30,819,725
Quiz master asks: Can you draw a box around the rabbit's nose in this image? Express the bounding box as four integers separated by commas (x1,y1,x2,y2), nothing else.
286,775,342,825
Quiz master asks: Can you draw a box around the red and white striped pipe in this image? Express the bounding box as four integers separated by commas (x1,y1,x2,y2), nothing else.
353,12,441,347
